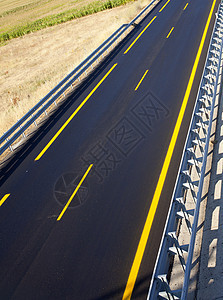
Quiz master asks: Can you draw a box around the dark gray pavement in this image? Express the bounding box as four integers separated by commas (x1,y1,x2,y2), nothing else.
0,0,220,299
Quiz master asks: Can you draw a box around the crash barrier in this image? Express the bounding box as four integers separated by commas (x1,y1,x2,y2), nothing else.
148,1,223,299
0,0,160,158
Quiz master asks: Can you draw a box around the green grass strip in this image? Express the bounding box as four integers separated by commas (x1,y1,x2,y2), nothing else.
0,0,136,43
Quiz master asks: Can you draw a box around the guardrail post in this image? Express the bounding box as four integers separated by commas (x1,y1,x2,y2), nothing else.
191,129,205,156
41,105,48,116
19,124,26,138
6,137,13,152
175,198,194,235
182,170,198,204
156,275,180,300
168,232,188,272
186,147,202,177
31,114,38,126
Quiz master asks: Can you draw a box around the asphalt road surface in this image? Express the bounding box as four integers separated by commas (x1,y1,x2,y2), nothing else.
0,0,220,299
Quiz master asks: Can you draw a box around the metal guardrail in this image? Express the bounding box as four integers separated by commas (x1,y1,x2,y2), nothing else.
0,0,160,158
148,1,223,299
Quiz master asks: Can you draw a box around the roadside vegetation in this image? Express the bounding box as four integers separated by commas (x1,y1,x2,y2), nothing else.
0,0,135,43
0,0,153,137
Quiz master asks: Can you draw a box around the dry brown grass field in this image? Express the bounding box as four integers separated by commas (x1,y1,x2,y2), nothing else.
0,0,151,136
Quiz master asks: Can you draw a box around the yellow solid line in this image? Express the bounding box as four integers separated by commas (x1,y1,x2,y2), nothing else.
0,194,10,206
35,64,118,161
166,26,174,39
57,164,93,221
159,0,171,12
122,0,217,299
124,16,157,54
184,3,189,10
135,70,149,91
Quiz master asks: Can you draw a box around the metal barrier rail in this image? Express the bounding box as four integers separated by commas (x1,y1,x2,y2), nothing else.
147,1,223,299
0,0,160,158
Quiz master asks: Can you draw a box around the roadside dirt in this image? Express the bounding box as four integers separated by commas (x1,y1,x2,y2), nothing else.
0,0,150,136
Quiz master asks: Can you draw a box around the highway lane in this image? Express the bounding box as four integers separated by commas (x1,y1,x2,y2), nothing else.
0,0,220,299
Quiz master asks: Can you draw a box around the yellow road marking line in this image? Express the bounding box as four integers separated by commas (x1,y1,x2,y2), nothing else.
166,26,174,39
124,16,157,54
0,194,10,206
184,3,189,10
57,164,93,221
135,70,149,91
122,0,217,298
35,63,118,161
159,0,171,12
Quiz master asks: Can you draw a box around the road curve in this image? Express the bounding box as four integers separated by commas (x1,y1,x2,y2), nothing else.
0,0,220,299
